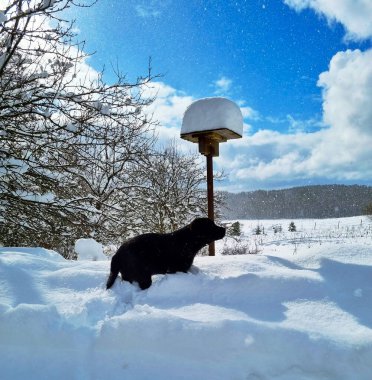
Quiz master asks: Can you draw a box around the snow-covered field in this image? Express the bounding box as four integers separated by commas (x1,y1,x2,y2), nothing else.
1,216,372,380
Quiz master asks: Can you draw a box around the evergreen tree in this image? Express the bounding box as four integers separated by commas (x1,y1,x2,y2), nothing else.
288,221,297,232
254,224,262,235
229,221,241,237
363,202,372,218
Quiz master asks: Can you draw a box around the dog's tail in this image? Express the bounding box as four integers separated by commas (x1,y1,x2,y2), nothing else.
106,256,119,289
106,270,119,289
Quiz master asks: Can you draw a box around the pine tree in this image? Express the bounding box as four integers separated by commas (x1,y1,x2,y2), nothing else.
288,221,297,232
254,224,262,235
229,221,241,237
363,202,372,219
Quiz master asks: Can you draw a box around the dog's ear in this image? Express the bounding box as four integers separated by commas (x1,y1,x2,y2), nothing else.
189,218,203,231
189,219,196,231
189,218,202,232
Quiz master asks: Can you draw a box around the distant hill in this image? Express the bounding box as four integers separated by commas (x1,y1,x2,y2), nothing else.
221,185,372,220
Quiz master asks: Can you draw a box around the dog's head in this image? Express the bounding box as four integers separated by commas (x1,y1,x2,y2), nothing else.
189,218,226,244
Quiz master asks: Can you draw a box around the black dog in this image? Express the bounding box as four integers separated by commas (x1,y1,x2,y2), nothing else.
106,218,225,290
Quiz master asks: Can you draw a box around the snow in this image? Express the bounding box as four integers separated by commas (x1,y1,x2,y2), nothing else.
29,71,49,80
16,191,55,203
0,12,6,25
181,97,243,137
75,238,107,261
1,216,372,379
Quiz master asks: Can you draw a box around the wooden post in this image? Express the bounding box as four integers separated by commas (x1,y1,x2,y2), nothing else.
180,99,243,258
206,154,215,256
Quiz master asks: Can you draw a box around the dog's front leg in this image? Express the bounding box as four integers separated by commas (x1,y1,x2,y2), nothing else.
137,273,152,290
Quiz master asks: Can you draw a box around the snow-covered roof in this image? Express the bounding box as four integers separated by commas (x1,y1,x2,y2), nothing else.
181,97,243,139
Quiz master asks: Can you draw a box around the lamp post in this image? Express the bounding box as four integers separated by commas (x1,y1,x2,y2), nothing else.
181,97,243,256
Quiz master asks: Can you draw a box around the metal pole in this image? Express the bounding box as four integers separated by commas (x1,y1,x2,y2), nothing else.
206,154,215,256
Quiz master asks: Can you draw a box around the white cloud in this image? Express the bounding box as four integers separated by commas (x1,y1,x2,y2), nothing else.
216,48,372,189
318,49,372,136
135,5,161,18
134,1,169,18
214,76,233,94
216,129,321,182
236,99,260,121
143,47,372,190
286,114,324,132
144,81,194,128
240,106,260,121
143,82,195,149
309,48,372,176
284,0,372,40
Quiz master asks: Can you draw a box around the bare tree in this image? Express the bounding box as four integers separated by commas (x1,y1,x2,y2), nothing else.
134,140,226,235
0,0,157,252
0,1,228,254
63,116,155,245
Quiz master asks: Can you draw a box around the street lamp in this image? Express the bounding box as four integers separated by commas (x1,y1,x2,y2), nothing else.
181,97,243,255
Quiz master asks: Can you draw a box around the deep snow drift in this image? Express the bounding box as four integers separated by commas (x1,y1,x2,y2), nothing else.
1,216,372,380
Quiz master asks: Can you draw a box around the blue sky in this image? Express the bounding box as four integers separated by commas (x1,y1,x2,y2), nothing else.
64,1,372,191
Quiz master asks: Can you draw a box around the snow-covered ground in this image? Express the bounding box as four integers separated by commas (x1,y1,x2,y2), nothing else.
1,216,372,380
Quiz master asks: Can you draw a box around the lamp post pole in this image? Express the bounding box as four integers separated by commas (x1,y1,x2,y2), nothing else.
180,98,243,257
206,153,215,256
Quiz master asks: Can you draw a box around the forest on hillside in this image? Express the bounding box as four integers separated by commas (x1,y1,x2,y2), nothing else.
221,185,372,219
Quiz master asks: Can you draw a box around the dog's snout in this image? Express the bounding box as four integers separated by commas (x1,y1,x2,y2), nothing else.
218,226,226,238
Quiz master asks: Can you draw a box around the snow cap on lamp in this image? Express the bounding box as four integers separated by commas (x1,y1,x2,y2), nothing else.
181,97,243,142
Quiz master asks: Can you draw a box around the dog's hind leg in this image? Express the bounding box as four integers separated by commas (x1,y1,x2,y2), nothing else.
106,255,120,289
106,270,119,289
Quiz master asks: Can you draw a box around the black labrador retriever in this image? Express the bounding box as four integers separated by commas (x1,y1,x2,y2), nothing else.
106,218,225,290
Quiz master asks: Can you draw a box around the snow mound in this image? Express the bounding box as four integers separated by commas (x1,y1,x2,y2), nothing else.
74,238,107,261
0,246,65,261
1,217,372,379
